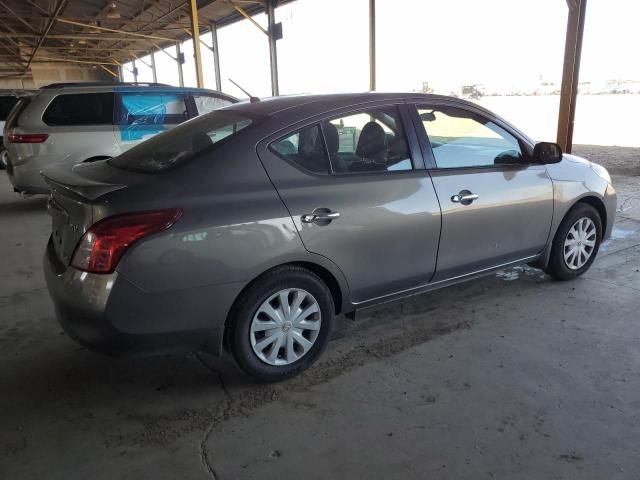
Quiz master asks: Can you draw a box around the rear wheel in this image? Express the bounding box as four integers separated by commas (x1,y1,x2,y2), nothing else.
0,146,8,169
228,266,334,382
546,203,602,280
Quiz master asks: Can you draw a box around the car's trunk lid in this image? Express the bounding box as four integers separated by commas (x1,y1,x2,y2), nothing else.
42,163,126,266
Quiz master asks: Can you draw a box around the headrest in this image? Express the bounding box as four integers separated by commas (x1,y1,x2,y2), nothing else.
356,122,386,158
322,122,339,155
299,126,323,158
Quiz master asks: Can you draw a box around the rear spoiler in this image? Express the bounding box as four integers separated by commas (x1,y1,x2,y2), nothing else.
41,163,125,201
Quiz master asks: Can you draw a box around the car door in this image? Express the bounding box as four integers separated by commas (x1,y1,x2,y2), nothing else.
411,102,554,281
257,103,441,303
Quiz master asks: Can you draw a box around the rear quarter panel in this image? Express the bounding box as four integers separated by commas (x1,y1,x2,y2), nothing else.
100,134,350,328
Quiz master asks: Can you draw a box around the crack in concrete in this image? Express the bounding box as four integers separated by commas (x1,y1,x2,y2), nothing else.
185,319,473,479
195,353,232,480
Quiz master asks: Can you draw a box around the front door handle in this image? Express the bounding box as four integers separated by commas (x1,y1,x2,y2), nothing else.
301,209,341,224
451,191,479,205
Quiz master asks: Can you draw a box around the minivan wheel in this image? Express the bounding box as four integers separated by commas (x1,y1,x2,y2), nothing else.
546,203,602,281
228,266,335,382
0,146,8,169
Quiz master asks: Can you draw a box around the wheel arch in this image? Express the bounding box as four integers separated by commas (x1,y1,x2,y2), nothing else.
537,194,608,271
222,260,348,352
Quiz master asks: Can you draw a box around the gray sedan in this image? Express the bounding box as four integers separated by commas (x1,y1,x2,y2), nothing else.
42,93,616,381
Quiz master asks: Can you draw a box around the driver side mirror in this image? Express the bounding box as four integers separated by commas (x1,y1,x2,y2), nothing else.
533,142,562,164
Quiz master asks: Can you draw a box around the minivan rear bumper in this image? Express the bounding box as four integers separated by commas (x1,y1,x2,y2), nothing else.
6,155,50,193
44,238,229,357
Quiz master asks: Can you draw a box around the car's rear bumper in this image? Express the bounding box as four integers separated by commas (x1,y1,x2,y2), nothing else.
44,238,233,357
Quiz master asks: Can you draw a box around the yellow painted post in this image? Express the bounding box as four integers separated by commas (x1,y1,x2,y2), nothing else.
189,0,204,88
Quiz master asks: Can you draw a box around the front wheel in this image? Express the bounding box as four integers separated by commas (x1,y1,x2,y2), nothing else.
546,203,602,281
228,266,335,382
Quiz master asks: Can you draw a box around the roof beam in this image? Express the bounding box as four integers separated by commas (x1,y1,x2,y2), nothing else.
24,0,69,72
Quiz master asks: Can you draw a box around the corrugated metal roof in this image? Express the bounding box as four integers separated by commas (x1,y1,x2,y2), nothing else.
0,0,285,77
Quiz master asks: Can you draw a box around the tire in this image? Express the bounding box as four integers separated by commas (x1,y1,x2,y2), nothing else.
228,266,335,382
546,203,602,281
0,146,8,170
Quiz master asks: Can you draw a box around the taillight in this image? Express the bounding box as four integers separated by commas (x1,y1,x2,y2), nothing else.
71,209,182,274
7,132,49,143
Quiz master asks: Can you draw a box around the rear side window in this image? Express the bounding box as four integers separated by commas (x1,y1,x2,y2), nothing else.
270,106,413,175
193,95,233,115
0,95,18,121
108,111,254,172
271,125,329,174
116,93,188,125
43,93,114,126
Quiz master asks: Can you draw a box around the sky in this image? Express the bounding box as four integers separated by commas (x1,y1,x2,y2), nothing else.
123,0,640,98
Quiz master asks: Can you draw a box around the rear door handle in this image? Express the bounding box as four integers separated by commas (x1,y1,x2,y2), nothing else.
301,210,341,224
451,191,479,204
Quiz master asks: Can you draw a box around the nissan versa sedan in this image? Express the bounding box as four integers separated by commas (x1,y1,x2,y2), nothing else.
42,93,616,381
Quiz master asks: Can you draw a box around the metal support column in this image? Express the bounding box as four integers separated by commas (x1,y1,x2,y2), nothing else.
557,0,587,153
210,23,222,91
150,50,157,83
132,59,138,83
176,41,184,87
267,0,279,96
189,0,204,88
369,0,376,91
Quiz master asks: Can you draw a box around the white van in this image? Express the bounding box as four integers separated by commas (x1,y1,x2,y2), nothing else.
3,82,236,193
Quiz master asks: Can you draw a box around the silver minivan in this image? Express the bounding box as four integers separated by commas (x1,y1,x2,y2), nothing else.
3,82,236,193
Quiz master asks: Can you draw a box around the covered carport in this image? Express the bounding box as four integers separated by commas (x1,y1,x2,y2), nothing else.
1,0,586,152
2,1,640,479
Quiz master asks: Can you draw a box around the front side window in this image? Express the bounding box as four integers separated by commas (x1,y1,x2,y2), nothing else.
43,93,114,126
270,106,413,175
418,106,523,168
193,95,233,116
109,111,254,172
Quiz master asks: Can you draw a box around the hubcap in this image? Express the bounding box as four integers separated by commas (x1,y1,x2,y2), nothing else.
250,288,321,366
563,217,597,270
0,149,7,168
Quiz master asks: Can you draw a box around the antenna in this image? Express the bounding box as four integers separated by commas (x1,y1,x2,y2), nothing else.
229,78,260,103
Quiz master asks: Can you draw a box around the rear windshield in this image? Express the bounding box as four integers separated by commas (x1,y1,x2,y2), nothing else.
108,110,255,172
0,95,19,121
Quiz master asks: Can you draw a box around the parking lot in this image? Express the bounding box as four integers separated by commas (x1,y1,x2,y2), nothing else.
2,153,640,479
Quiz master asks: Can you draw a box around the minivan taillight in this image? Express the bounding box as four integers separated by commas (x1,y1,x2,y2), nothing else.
71,209,182,274
7,132,49,143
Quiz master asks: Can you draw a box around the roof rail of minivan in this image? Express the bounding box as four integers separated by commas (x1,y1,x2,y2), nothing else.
41,82,172,89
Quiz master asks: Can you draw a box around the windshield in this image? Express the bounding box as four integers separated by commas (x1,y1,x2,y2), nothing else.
108,110,256,172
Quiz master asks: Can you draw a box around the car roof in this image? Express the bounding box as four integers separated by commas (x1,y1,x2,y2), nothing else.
222,92,535,147
224,92,486,116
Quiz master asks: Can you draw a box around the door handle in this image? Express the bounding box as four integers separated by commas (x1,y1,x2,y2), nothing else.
301,210,341,224
451,191,479,204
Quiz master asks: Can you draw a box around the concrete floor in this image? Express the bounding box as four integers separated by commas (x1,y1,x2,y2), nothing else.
1,170,639,480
